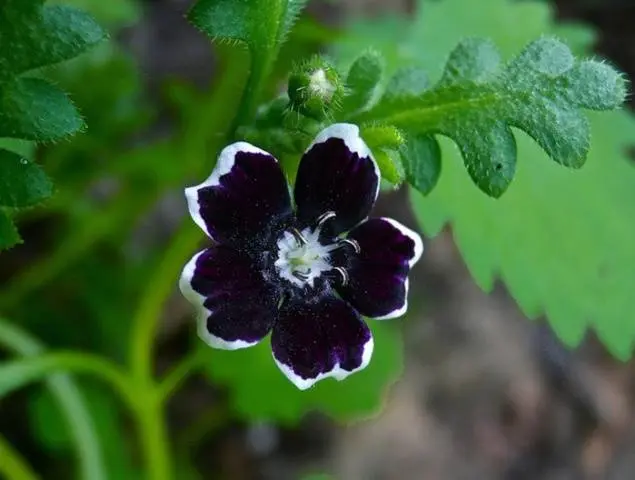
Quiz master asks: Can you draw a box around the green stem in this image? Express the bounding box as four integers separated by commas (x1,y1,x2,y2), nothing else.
124,44,265,480
0,320,107,480
157,351,204,403
351,91,503,127
127,222,201,480
128,221,201,384
0,434,40,480
136,394,172,480
0,352,136,410
229,49,278,138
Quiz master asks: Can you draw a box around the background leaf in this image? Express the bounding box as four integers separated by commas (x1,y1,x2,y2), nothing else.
202,321,403,423
336,0,635,359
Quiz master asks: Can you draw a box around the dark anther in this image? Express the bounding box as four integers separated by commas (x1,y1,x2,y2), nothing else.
293,271,310,281
333,267,349,286
315,211,336,228
339,238,360,254
290,228,308,245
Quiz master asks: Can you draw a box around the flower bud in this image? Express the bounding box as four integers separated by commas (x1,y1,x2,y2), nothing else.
287,57,343,120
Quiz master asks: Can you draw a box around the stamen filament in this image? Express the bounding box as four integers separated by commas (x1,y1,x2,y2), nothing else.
333,267,349,286
290,228,308,245
340,238,361,254
315,211,336,228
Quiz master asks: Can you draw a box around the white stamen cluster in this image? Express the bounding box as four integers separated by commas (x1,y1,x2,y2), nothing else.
274,227,337,288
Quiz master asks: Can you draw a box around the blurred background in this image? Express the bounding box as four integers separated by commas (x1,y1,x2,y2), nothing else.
2,0,635,479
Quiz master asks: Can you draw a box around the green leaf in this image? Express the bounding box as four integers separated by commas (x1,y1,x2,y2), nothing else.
383,66,429,101
188,0,307,48
0,319,107,480
0,0,105,251
49,0,141,27
360,124,405,185
0,4,105,83
0,78,85,142
0,138,36,158
412,111,635,359
341,50,384,114
187,0,308,116
0,149,52,208
401,134,441,195
0,210,21,250
374,148,405,186
339,0,635,359
352,36,625,197
202,321,403,423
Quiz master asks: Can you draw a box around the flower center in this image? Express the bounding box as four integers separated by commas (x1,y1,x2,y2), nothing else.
274,212,359,288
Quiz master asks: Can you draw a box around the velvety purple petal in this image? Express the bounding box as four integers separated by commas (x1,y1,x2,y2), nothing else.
337,218,423,319
180,246,278,349
294,124,380,236
271,295,373,390
185,142,292,249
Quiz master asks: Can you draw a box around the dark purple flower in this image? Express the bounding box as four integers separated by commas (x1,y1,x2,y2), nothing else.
180,124,423,390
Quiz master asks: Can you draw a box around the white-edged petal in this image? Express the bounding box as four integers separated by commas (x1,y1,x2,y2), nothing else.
273,335,374,390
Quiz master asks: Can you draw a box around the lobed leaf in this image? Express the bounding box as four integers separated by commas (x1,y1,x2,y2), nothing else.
352,36,626,197
400,134,441,195
340,50,384,114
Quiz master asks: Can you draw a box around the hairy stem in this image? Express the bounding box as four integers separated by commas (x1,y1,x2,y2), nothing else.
229,47,278,139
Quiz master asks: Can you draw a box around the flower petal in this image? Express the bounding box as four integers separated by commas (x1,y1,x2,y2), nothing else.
180,246,278,350
271,295,374,390
185,142,292,249
336,218,423,320
294,123,380,236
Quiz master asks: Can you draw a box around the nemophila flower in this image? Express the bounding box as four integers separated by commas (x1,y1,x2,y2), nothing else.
179,123,423,390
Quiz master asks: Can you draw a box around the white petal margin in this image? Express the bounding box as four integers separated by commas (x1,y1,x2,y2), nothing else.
179,250,258,350
307,123,381,202
273,335,375,390
184,141,274,239
373,217,424,321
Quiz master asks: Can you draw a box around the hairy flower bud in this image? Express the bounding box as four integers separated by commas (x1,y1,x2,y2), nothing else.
287,57,343,120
